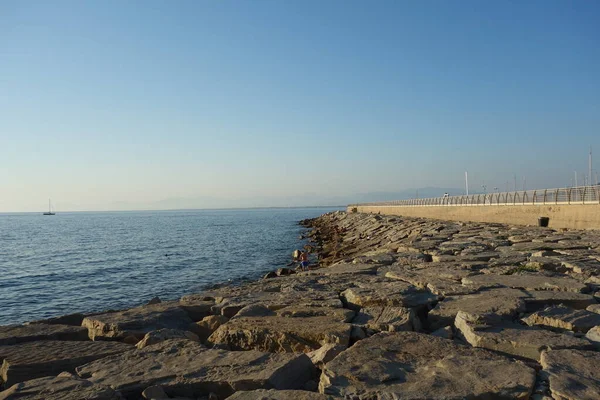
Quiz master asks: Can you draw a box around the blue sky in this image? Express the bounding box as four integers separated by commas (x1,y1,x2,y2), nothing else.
1,0,599,211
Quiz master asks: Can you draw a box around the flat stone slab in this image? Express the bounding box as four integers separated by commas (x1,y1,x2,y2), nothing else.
428,288,526,330
340,279,437,310
383,264,477,296
523,305,600,333
541,350,600,400
0,340,132,387
208,306,351,352
228,390,329,400
76,339,315,399
319,331,535,399
455,312,594,361
200,280,343,318
461,274,588,293
81,303,193,340
300,262,379,276
0,372,121,400
352,306,419,333
0,324,88,346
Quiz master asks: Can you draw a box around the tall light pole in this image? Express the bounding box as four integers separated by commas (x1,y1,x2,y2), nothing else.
589,146,593,186
465,171,469,196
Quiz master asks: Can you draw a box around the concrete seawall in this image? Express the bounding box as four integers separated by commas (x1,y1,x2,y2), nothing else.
348,204,600,230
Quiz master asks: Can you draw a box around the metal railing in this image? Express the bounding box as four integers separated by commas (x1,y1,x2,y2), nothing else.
352,185,600,207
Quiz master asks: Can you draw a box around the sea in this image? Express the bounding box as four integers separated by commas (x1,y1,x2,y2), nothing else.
0,207,341,325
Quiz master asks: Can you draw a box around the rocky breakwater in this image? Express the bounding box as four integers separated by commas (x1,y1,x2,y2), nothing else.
1,211,600,399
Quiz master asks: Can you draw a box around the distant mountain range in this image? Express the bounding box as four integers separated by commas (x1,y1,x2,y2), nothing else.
96,187,468,211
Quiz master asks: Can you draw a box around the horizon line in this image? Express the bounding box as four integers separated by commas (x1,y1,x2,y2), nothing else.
0,205,347,215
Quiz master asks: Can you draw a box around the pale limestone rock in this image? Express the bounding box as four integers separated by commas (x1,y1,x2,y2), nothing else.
207,309,351,353
299,262,379,276
228,390,329,400
585,326,600,347
0,372,121,400
0,340,131,387
541,349,600,400
352,306,420,333
461,274,588,293
0,324,88,346
340,279,437,310
307,344,346,368
81,303,193,341
319,331,535,399
383,264,477,296
76,339,315,399
587,304,600,314
352,253,396,265
522,305,600,332
454,311,594,361
428,288,526,330
191,315,229,342
135,328,199,349
202,281,342,318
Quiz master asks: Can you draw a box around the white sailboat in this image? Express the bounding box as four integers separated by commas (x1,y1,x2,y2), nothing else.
43,199,55,215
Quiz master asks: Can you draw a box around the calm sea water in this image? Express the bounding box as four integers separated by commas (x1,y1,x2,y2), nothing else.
0,207,339,325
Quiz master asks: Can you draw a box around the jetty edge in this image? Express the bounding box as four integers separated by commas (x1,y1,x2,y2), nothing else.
0,211,599,399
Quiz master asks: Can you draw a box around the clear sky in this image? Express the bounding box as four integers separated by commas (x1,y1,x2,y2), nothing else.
1,0,599,211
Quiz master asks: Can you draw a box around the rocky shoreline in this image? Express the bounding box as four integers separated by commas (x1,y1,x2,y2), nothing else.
1,211,600,399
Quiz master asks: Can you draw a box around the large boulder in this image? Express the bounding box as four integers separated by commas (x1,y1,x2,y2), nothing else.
0,324,88,346
81,303,193,341
76,339,316,399
541,350,600,400
383,263,478,296
202,280,343,318
522,305,600,333
454,311,594,361
352,306,420,333
0,341,131,387
340,279,437,310
319,331,535,399
208,306,352,353
190,315,229,342
427,288,526,330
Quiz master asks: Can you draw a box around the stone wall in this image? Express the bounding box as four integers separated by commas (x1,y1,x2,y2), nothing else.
348,204,600,230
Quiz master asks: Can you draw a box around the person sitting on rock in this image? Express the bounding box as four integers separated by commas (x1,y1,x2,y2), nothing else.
299,251,309,271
